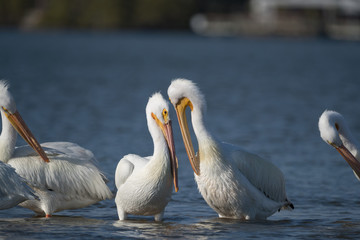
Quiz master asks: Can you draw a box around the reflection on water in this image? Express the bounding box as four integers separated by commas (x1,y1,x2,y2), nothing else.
0,30,360,239
113,220,182,239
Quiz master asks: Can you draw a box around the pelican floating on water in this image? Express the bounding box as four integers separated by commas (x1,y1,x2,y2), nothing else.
168,79,293,220
0,81,113,217
115,93,178,221
0,161,37,210
319,110,360,180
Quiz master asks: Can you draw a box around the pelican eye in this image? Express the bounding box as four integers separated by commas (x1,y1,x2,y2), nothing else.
335,123,339,131
162,109,169,122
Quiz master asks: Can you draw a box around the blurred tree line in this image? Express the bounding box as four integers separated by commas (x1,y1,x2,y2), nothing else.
0,0,249,30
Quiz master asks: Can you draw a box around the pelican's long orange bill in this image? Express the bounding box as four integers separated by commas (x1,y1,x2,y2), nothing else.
4,109,50,163
164,120,179,192
174,97,200,175
336,145,360,178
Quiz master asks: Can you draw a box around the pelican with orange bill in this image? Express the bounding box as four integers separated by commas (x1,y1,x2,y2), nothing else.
0,80,113,217
168,79,294,220
115,92,179,221
319,110,360,180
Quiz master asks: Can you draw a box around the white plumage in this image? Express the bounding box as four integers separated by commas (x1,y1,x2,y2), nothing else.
319,110,360,180
168,79,293,220
0,161,36,210
115,93,178,221
0,80,113,217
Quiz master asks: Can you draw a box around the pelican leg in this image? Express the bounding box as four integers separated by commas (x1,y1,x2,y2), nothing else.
154,211,164,221
117,208,127,220
41,202,53,218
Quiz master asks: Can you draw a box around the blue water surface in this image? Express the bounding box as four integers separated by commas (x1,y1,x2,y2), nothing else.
0,30,360,239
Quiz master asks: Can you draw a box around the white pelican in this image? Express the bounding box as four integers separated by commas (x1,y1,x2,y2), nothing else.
0,80,113,217
0,161,37,210
319,110,360,180
115,93,178,221
168,79,293,220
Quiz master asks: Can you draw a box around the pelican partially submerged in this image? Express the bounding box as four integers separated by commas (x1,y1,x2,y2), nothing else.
115,93,178,221
0,161,36,210
0,81,113,217
319,110,360,180
168,79,293,220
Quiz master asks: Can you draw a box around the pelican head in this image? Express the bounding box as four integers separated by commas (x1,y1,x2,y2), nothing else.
0,80,49,163
0,81,16,114
167,79,206,175
146,92,179,192
319,110,344,147
319,110,360,178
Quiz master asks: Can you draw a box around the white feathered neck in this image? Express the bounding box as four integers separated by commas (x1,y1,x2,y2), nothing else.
168,79,219,163
0,81,17,163
145,93,171,168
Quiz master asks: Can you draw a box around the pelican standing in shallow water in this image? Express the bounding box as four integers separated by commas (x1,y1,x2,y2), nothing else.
168,79,293,220
0,81,113,217
319,110,360,180
0,161,37,210
115,93,178,221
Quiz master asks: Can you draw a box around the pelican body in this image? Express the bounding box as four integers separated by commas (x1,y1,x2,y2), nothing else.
115,93,178,221
319,110,360,180
0,81,113,217
0,161,36,210
168,79,293,220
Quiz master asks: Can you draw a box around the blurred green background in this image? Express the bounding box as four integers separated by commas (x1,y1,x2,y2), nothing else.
0,0,248,30
0,0,359,40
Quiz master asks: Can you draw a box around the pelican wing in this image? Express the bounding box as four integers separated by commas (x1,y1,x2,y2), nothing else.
14,145,63,158
10,142,113,201
14,142,96,162
223,143,287,203
0,162,36,210
115,154,150,189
